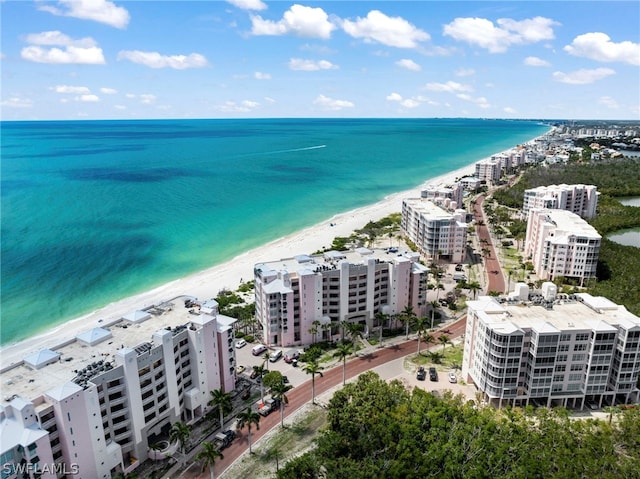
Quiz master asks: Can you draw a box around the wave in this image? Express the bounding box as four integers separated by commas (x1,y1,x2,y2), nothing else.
250,144,327,157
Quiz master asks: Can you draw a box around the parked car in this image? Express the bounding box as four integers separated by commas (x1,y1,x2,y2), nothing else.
448,371,457,383
249,366,262,379
235,339,247,349
252,344,268,356
284,349,301,363
416,366,426,381
213,430,236,450
429,367,438,381
269,349,283,362
236,365,246,375
455,264,464,272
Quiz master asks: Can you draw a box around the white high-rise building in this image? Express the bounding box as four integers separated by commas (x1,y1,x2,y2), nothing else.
401,199,468,264
254,249,428,347
0,298,237,478
522,184,599,219
462,291,640,409
420,182,464,209
525,209,601,284
474,158,501,184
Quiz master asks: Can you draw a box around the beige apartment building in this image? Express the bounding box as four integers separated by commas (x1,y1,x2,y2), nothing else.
522,184,599,219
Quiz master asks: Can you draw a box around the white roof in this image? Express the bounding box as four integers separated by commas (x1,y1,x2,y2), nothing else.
122,309,151,323
23,349,60,370
46,382,83,402
76,327,113,346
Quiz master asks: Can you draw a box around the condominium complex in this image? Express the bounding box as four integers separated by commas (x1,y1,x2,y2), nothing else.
474,158,501,184
401,198,468,264
420,182,463,209
0,299,237,479
525,209,601,284
522,184,599,219
462,289,640,409
254,248,428,347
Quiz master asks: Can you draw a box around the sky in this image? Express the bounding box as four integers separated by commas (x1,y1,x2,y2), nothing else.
1,0,639,121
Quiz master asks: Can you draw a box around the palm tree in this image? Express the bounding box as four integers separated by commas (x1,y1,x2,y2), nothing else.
467,281,481,299
302,360,324,404
439,334,451,352
262,351,271,370
169,421,191,454
414,316,428,356
270,381,294,428
251,364,267,401
342,321,364,352
333,342,352,386
421,331,436,356
309,319,321,344
236,407,261,454
400,305,416,339
208,388,233,429
430,300,439,329
374,311,387,346
195,442,223,479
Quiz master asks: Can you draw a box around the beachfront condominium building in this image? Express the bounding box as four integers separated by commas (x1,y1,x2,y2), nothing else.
522,184,599,219
254,248,428,347
0,299,237,479
525,209,601,285
401,198,468,264
474,158,501,184
462,290,640,409
420,182,464,209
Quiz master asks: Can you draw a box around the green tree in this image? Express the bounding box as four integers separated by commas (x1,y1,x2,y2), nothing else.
400,305,416,339
195,441,223,479
302,360,324,404
429,300,439,329
414,317,430,356
169,421,190,454
252,364,267,401
236,406,261,454
208,388,233,429
467,281,481,299
271,380,294,428
341,320,364,352
438,334,451,352
333,342,353,386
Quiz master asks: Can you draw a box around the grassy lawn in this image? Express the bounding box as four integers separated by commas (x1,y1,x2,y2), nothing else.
408,344,463,370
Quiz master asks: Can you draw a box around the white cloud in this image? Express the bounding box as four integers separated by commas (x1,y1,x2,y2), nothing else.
457,93,491,109
395,59,421,71
21,45,105,64
117,51,208,69
215,100,261,112
424,81,473,93
75,94,99,102
443,16,558,53
264,96,275,103
100,87,118,94
1,97,33,108
50,85,91,94
524,56,551,67
564,32,640,66
225,0,267,11
125,93,136,99
25,30,96,47
503,107,517,114
455,68,475,77
139,94,157,104
38,0,130,29
552,68,615,84
341,10,429,48
400,98,420,108
288,58,337,71
386,92,403,101
598,96,619,109
313,94,354,110
114,104,127,110
251,4,336,39
254,72,271,80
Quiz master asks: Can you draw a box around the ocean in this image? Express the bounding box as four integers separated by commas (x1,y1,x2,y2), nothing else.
1,118,549,345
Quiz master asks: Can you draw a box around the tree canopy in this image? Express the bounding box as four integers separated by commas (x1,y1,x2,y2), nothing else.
277,372,640,479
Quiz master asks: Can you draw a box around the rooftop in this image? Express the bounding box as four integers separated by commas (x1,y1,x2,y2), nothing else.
535,209,601,238
469,293,640,334
1,295,234,406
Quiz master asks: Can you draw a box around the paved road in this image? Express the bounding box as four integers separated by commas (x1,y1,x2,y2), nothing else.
473,194,506,293
183,316,467,478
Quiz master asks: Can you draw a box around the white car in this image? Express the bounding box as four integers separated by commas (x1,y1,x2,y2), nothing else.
269,349,283,362
448,372,457,383
235,339,247,349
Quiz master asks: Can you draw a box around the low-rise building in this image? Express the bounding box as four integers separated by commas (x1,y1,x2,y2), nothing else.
0,299,237,478
420,182,463,209
525,209,601,285
462,290,640,409
254,248,428,347
401,198,468,264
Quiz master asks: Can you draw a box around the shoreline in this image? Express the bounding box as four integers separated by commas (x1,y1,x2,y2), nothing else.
0,134,546,370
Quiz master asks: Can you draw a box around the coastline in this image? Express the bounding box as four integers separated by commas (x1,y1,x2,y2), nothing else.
0,129,545,371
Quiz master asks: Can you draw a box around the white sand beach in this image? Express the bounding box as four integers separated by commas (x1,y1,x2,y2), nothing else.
0,162,477,370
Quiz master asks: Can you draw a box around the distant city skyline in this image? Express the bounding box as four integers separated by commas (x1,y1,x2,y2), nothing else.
1,0,639,121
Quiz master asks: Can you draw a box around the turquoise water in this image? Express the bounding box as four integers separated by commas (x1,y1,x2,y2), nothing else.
1,118,549,345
